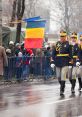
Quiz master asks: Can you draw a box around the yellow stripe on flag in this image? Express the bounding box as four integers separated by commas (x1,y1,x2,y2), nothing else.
25,28,45,39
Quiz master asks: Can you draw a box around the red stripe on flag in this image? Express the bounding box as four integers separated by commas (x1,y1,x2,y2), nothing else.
24,38,43,48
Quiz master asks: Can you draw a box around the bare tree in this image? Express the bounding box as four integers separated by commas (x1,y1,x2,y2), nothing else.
10,0,17,27
2,0,25,43
24,0,39,18
15,0,25,43
10,0,25,43
50,0,82,33
2,0,82,34
2,0,13,25
50,0,71,33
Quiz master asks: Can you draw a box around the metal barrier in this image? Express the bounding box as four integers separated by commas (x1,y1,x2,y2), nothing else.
3,56,56,82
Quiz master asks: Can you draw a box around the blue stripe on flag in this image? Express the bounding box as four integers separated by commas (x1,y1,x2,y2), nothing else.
23,16,41,22
26,21,46,28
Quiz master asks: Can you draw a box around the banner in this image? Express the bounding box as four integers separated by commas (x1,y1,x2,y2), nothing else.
24,18,46,48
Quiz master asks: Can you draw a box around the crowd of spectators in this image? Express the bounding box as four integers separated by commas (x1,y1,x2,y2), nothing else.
3,41,56,82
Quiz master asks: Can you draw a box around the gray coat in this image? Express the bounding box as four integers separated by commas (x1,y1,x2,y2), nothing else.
0,46,8,76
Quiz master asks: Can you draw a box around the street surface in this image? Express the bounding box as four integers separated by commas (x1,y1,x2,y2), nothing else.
0,80,82,117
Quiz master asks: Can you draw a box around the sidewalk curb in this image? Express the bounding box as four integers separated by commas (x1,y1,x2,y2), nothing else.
0,78,58,88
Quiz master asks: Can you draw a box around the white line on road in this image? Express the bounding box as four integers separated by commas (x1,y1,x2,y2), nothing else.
46,97,77,105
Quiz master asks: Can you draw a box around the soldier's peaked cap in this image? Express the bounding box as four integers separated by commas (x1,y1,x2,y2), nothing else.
71,32,77,38
60,30,67,37
80,34,82,40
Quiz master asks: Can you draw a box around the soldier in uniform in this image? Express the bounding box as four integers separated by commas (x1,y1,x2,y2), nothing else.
52,30,71,96
69,32,80,94
77,34,82,91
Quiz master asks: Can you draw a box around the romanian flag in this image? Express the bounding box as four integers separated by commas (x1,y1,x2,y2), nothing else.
24,20,46,48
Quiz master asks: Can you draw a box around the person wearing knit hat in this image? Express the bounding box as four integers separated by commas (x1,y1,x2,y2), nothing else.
6,49,11,54
9,41,14,45
15,43,20,47
6,49,12,57
18,52,23,57
15,51,23,83
15,43,21,56
8,41,15,56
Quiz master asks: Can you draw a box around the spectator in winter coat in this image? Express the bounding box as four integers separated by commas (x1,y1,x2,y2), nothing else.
0,46,8,79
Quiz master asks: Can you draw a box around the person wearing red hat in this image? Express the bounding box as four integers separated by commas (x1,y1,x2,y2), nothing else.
26,49,33,56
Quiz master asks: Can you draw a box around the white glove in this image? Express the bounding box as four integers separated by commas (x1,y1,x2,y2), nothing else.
51,63,55,68
76,62,80,67
69,66,72,69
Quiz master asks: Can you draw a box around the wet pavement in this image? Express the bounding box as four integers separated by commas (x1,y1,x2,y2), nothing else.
0,81,82,117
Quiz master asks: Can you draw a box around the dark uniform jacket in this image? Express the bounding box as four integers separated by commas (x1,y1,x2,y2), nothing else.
78,45,82,65
52,41,71,67
69,43,80,66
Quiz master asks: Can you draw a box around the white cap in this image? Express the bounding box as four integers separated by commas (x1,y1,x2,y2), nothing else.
6,49,11,53
18,52,22,57
15,43,20,47
20,41,25,45
9,41,14,45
